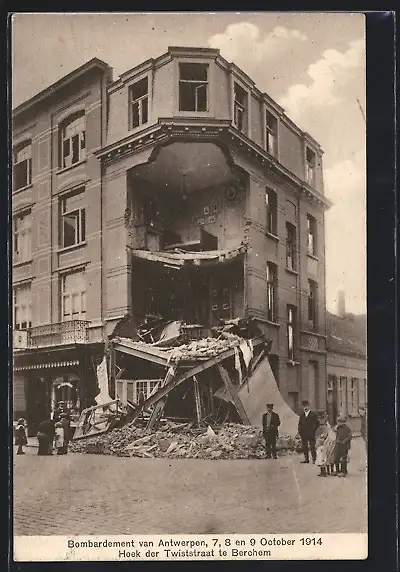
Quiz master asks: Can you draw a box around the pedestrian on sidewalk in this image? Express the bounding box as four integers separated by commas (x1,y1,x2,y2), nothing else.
14,418,28,455
54,422,66,455
262,403,281,459
332,414,353,477
37,419,55,456
53,401,71,424
59,413,71,454
298,400,319,464
315,420,336,477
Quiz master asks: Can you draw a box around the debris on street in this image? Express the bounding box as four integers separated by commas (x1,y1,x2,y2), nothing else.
69,420,296,459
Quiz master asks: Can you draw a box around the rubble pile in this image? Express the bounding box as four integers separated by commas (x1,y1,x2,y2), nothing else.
163,333,247,363
69,421,297,460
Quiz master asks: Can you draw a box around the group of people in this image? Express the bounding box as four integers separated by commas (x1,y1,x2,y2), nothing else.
14,401,73,456
262,399,368,478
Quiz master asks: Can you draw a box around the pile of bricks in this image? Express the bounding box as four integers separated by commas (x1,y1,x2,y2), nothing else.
69,421,296,460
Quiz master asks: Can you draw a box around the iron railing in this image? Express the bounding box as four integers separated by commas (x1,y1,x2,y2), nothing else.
27,320,89,348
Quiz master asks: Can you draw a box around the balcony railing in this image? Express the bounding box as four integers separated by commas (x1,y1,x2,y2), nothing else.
27,320,89,348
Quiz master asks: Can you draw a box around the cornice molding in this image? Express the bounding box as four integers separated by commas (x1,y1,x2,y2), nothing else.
94,118,331,209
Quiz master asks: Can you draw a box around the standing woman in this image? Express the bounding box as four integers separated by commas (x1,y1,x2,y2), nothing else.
37,419,55,455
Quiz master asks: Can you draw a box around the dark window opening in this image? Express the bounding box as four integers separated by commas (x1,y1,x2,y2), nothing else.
266,188,277,235
60,112,86,168
233,83,248,133
129,78,149,129
179,63,208,112
286,223,297,271
266,262,277,322
287,305,297,360
13,141,32,190
307,214,317,256
308,280,317,328
60,189,86,248
306,147,316,186
266,111,278,156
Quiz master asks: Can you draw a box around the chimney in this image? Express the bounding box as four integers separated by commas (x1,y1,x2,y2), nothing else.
338,290,346,317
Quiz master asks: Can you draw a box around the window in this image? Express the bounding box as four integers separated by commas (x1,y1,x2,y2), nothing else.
266,262,277,322
13,284,32,330
233,82,248,133
266,111,278,156
13,211,32,263
117,379,159,406
265,188,277,235
339,376,347,415
286,223,296,271
60,112,86,168
60,191,86,248
129,77,149,129
61,271,86,321
349,378,359,415
308,279,318,328
287,305,297,360
13,141,32,190
179,63,208,112
135,380,158,402
307,214,317,256
306,147,316,186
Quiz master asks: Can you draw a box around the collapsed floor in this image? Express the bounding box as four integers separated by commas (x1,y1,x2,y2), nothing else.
69,419,301,459
71,317,301,458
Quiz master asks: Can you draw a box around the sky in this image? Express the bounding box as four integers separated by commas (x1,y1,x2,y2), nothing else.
11,12,366,315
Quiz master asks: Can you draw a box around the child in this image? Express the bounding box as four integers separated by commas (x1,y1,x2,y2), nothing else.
54,421,66,455
15,418,28,455
332,414,352,477
316,421,336,476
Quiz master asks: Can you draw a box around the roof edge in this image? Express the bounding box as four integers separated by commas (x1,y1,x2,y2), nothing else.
13,57,113,118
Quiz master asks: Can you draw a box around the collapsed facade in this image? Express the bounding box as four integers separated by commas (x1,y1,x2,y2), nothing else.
12,47,331,435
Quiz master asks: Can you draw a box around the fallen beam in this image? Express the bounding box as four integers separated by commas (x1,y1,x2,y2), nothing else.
113,341,169,367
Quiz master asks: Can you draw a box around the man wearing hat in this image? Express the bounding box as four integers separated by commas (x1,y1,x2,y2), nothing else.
298,399,320,463
262,403,281,459
53,401,71,424
333,414,353,476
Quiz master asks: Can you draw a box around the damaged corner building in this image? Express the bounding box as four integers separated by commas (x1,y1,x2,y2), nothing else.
12,46,337,444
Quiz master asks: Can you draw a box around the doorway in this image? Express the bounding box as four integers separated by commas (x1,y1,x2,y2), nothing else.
327,375,338,425
26,376,49,436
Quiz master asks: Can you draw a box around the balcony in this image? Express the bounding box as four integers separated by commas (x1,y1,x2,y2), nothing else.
20,321,89,349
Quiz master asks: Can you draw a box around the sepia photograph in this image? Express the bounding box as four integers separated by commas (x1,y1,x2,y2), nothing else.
11,12,368,561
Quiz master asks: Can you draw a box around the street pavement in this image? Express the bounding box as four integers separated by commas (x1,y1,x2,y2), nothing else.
13,438,367,536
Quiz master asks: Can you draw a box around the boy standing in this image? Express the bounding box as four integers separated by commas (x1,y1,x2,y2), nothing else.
333,414,353,477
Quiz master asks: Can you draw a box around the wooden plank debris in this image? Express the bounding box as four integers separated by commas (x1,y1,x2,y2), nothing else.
218,364,251,425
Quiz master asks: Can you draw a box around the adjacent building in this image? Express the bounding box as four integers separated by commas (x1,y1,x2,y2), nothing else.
12,47,331,433
326,301,367,432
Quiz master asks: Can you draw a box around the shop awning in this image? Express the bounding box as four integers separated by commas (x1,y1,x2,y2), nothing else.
14,360,80,372
129,244,247,269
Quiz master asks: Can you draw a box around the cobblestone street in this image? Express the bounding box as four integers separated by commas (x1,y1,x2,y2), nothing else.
13,438,367,536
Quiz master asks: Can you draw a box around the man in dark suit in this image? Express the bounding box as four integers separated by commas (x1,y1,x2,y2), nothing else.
262,403,281,459
298,399,319,463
